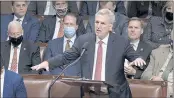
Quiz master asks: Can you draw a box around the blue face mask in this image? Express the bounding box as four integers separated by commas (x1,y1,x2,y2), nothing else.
64,27,76,38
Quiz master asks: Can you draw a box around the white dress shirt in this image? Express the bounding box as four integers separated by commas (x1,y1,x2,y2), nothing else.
13,15,24,25
44,1,56,15
8,43,22,73
92,34,109,81
63,35,76,52
52,17,61,40
130,40,140,51
1,69,5,98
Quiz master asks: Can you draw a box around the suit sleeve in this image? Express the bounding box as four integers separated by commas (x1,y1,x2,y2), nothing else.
31,45,41,66
141,52,154,80
142,21,160,49
79,1,88,16
43,42,53,61
86,19,93,33
115,1,126,15
28,18,40,42
15,77,27,98
48,37,81,70
76,16,86,36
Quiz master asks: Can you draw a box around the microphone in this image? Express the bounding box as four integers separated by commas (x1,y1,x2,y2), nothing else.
48,42,88,98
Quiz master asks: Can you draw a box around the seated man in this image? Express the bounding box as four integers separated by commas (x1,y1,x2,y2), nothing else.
143,1,173,49
36,1,85,43
124,17,152,79
1,1,40,42
86,1,128,38
1,55,27,98
141,43,173,98
43,13,81,76
1,21,41,74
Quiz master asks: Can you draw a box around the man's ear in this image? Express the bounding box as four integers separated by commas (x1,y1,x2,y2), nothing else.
109,24,113,32
75,25,78,31
11,6,14,12
141,29,143,34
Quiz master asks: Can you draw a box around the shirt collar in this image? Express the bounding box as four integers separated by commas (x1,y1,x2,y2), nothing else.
11,43,22,49
14,15,25,22
96,33,109,45
130,39,140,49
64,35,76,43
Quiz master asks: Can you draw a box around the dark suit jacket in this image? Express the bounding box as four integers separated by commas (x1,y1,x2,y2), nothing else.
127,40,152,79
3,69,27,98
28,1,82,16
0,13,40,42
86,12,128,38
80,1,126,16
127,1,166,18
43,37,81,76
48,33,141,98
1,40,41,74
36,15,85,43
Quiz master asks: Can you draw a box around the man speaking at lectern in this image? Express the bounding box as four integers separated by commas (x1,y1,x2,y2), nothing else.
32,9,146,98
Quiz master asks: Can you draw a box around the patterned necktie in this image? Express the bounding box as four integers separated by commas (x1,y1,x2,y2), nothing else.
94,40,103,81
65,40,71,51
57,19,64,38
10,47,18,73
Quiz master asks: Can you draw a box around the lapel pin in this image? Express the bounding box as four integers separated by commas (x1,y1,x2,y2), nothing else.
24,48,26,50
140,48,143,51
24,22,27,24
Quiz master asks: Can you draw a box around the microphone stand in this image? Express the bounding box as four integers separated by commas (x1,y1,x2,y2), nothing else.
48,49,86,98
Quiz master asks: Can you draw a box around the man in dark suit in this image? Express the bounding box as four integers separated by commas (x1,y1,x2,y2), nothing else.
80,1,126,16
28,1,83,16
86,1,128,38
32,9,146,98
124,17,152,79
1,21,41,74
1,1,40,42
0,55,27,98
43,13,81,76
36,1,85,43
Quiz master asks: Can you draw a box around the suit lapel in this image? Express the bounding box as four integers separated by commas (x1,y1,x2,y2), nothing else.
18,41,27,73
136,41,144,53
105,33,115,76
3,41,11,69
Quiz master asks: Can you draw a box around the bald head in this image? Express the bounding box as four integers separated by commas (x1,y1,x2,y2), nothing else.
8,21,23,38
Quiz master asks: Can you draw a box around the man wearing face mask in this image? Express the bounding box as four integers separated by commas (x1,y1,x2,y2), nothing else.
143,1,173,49
36,1,85,43
42,13,81,76
0,21,41,74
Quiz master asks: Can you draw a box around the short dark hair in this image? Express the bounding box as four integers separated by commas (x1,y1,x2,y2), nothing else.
12,1,30,6
63,12,78,24
52,1,68,7
128,17,144,29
